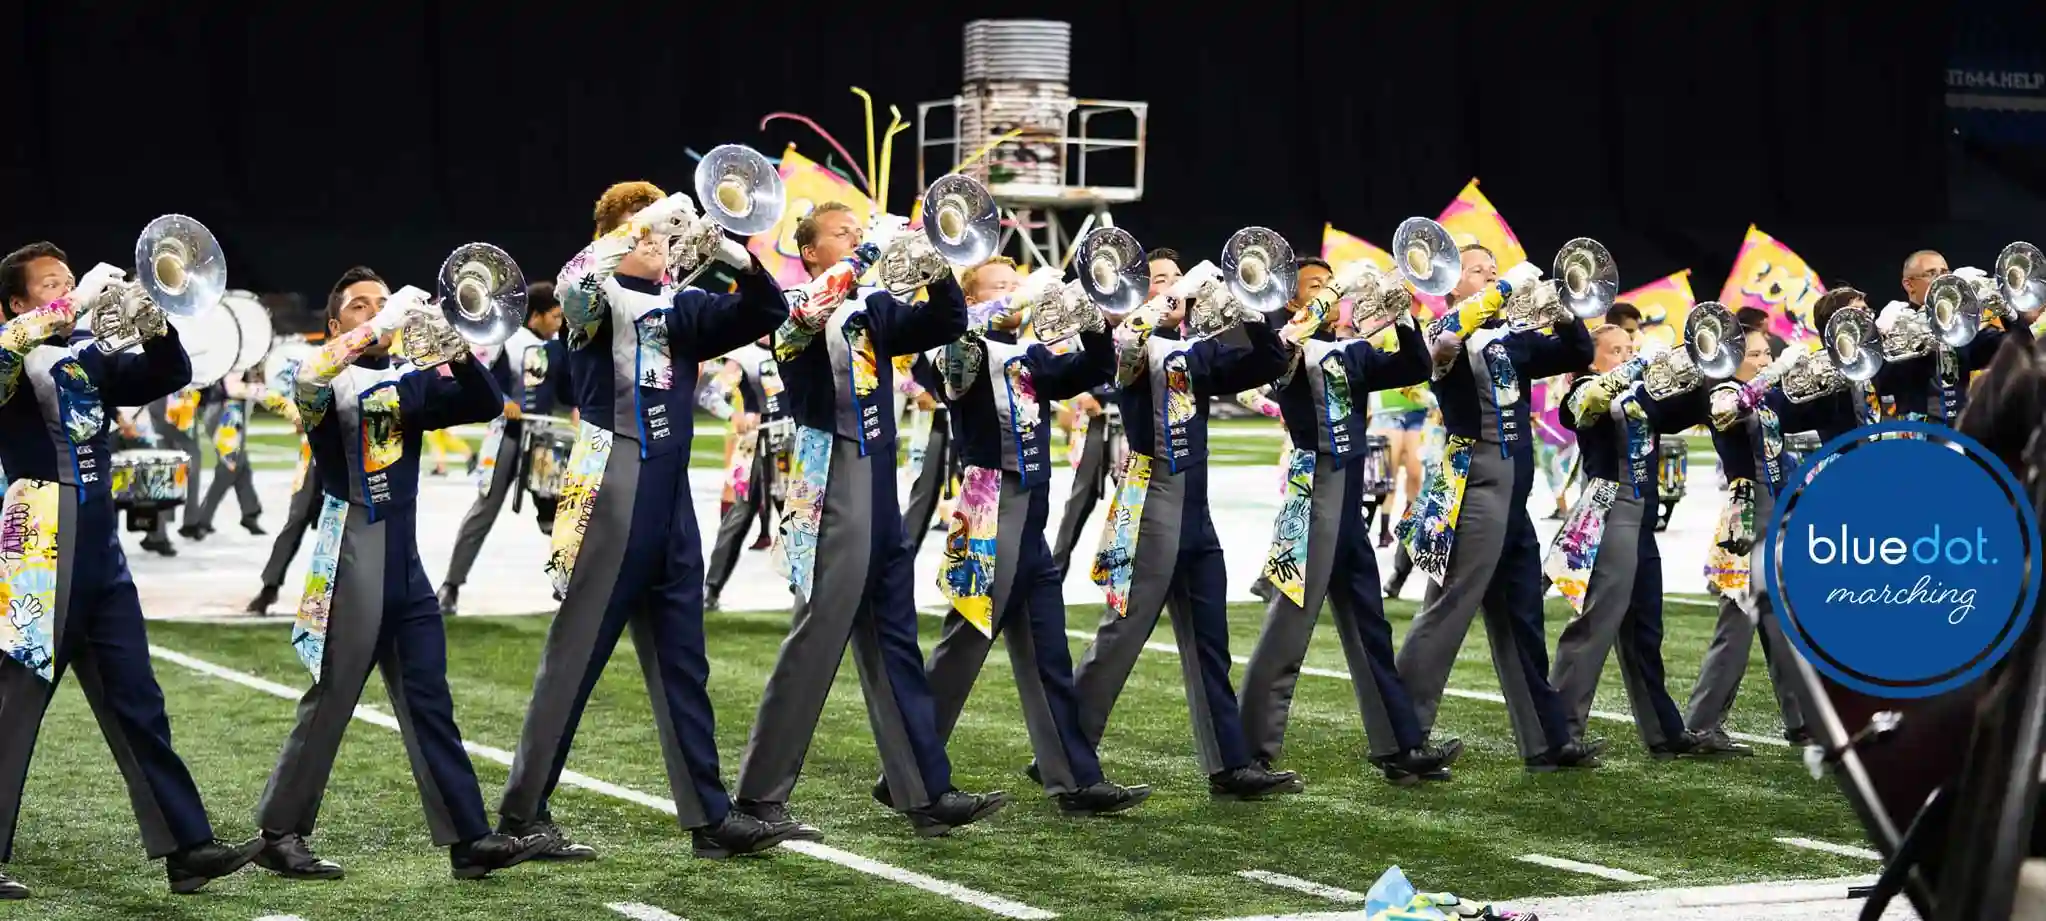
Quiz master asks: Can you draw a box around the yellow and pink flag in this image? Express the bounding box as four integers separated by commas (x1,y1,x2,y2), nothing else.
1617,270,1697,351
1716,225,1826,342
747,145,875,290
1436,178,1528,271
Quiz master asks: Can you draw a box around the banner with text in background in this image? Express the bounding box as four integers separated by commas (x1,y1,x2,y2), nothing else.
1616,270,1697,351
1716,225,1826,343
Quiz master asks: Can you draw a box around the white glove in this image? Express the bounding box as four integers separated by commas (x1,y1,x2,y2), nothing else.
630,193,698,237
1333,260,1379,295
866,213,909,254
1877,300,1915,333
1169,261,1223,300
1017,267,1065,306
1637,338,1671,363
715,236,752,270
1501,261,1543,293
370,285,433,338
1757,346,1802,385
1955,266,1988,282
71,262,128,310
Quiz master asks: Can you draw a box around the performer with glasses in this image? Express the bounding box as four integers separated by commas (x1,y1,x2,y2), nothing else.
1393,244,1598,771
1875,251,2034,424
0,243,263,899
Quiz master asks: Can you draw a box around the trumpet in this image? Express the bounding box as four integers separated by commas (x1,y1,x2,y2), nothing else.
1780,305,1882,403
87,214,228,353
873,174,1000,296
1505,238,1618,332
1221,227,1296,314
1877,302,1938,362
1074,226,1148,315
1030,279,1108,345
1923,273,1983,349
1997,241,2045,316
669,144,786,288
1289,260,1401,341
394,243,527,370
1643,302,1741,400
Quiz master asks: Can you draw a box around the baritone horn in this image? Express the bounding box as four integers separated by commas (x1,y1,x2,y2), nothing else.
397,243,527,370
1923,273,1982,348
1391,217,1459,297
1505,238,1618,332
1075,227,1148,316
90,214,229,353
1643,301,1739,400
873,174,999,295
1996,241,2045,316
1222,227,1296,314
669,144,787,288
1782,305,1882,404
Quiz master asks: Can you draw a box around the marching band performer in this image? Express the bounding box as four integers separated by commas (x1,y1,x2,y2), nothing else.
735,201,1008,839
437,280,568,617
246,381,320,616
253,267,548,880
141,387,204,555
888,258,1150,815
1239,257,1464,784
184,372,264,537
1875,252,2034,424
1392,244,1598,771
495,182,800,859
1071,263,1302,798
1049,378,1118,577
0,243,262,898
1543,326,1716,757
1685,328,1807,749
703,334,788,613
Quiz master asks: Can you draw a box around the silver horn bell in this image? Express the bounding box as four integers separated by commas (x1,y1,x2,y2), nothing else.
873,174,1000,295
1553,238,1618,319
1222,227,1296,315
136,214,226,318
1075,227,1148,316
1924,273,1983,348
1643,301,1740,400
397,243,526,370
1997,241,2045,316
695,144,786,237
1392,217,1459,297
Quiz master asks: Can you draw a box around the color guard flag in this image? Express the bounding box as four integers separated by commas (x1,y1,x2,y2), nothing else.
1617,270,1697,351
1717,225,1826,342
1321,223,1393,273
748,145,875,290
1436,178,1529,271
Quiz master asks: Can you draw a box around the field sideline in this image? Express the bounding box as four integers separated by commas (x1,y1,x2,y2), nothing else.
10,597,1877,921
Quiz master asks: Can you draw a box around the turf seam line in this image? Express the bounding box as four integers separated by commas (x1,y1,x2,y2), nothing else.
1772,837,1881,861
607,903,689,921
1513,854,1656,883
1233,870,1366,903
147,645,1058,920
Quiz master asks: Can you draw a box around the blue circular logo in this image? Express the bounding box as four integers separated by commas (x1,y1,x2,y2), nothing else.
1765,422,2041,698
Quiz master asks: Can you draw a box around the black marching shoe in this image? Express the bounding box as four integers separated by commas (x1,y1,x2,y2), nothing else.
704,591,721,613
243,519,267,536
1373,737,1466,786
450,831,552,880
1525,738,1606,773
1650,730,1711,761
166,837,263,894
735,800,825,843
246,584,280,616
905,789,1010,838
142,536,178,557
1056,781,1152,817
1785,725,1814,747
1024,762,1043,787
500,819,597,861
254,833,345,880
0,867,28,900
438,584,460,618
178,524,211,542
1209,764,1305,800
692,811,803,859
1685,729,1755,759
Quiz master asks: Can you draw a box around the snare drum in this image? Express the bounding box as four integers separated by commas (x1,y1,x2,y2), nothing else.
1360,434,1394,498
522,418,575,501
110,449,190,531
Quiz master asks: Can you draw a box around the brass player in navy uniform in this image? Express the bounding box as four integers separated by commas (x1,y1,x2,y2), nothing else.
0,242,262,899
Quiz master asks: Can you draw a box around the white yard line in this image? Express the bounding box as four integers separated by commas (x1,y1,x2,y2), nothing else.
1234,870,1366,903
607,904,689,921
148,646,1057,921
1514,854,1657,883
1201,875,1888,921
1774,837,1882,861
252,916,309,921
918,609,1789,751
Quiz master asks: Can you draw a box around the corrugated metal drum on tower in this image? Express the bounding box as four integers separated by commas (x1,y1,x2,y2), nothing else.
960,19,1072,189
